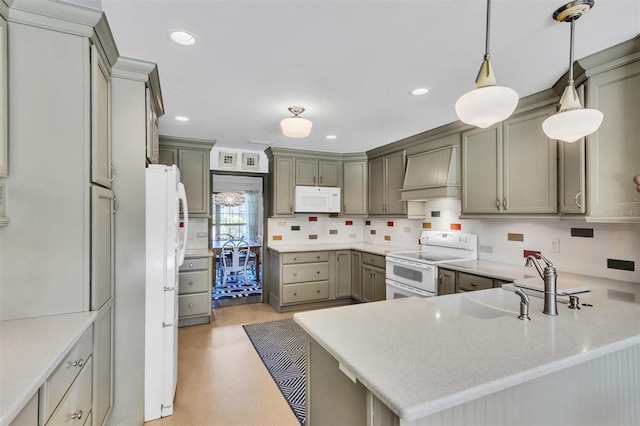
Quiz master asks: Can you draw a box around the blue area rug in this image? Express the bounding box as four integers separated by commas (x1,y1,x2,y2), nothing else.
243,319,306,425
212,267,261,301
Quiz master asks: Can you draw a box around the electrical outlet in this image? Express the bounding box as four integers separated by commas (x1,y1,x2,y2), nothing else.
551,239,560,253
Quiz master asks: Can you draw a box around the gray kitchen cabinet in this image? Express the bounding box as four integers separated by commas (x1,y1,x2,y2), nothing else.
584,60,640,221
559,138,587,214
159,136,214,217
146,87,160,164
450,271,509,293
438,268,456,296
0,14,6,179
462,106,557,215
342,158,368,215
361,252,386,302
93,303,113,426
368,150,406,216
91,44,113,189
178,256,212,326
295,158,340,187
91,186,115,312
271,156,295,217
268,249,353,313
351,251,362,302
335,250,352,298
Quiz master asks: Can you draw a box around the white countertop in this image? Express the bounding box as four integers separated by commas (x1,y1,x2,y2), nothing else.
268,242,417,256
185,248,214,258
0,312,97,426
293,277,640,421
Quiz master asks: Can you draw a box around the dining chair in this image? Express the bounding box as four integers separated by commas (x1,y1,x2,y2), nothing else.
219,240,250,286
215,233,234,241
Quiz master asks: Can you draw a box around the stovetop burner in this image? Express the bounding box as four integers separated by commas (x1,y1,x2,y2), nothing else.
387,251,467,263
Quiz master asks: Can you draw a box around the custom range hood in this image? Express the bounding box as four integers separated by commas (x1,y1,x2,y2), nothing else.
399,145,459,201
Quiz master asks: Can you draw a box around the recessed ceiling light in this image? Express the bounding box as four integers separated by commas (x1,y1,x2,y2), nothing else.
326,135,337,140
169,30,196,46
410,87,430,96
174,116,189,122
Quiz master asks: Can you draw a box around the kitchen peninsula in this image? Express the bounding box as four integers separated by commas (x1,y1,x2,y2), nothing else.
294,274,640,425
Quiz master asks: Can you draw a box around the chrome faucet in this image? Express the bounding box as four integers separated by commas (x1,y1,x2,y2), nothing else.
524,253,558,316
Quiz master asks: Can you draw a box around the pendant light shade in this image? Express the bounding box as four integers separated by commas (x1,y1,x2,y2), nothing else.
455,0,518,128
280,106,312,138
542,0,603,143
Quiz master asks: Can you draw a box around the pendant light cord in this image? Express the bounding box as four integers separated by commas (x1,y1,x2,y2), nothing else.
484,0,491,60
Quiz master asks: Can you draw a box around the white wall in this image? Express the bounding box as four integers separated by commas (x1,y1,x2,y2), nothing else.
267,198,640,284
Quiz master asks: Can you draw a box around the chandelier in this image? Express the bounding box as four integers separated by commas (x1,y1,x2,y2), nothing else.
214,192,246,207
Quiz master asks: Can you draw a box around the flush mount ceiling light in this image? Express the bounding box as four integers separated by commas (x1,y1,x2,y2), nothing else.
280,107,312,138
410,87,430,96
542,0,603,143
168,30,196,46
455,0,519,128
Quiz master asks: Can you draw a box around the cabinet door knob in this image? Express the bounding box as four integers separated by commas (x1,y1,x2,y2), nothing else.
70,358,85,368
293,292,297,296
189,263,193,267
293,273,298,276
316,271,320,274
293,257,297,261
317,290,320,293
471,282,477,287
189,303,193,308
188,280,194,285
72,410,83,420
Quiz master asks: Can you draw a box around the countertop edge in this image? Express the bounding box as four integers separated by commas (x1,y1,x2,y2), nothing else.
0,312,97,426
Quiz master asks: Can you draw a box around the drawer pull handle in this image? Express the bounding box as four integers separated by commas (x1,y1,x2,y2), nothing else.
316,271,320,274
189,303,194,308
293,292,297,296
471,282,477,287
189,263,193,267
293,273,297,276
293,257,297,261
71,410,83,420
189,280,194,285
317,290,320,293
70,358,85,368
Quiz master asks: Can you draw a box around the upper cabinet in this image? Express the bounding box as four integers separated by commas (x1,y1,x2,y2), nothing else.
91,44,113,188
295,158,340,187
462,105,557,215
368,150,406,216
342,155,368,216
159,136,215,217
584,60,640,221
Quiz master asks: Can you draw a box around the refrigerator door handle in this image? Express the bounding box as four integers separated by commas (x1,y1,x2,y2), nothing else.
177,182,189,267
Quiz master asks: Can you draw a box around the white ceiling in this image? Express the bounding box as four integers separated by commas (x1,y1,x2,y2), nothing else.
101,0,639,154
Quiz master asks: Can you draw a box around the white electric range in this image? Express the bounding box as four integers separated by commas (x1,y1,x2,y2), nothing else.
385,231,478,299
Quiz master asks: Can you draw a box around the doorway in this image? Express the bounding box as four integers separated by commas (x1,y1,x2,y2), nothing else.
211,173,265,308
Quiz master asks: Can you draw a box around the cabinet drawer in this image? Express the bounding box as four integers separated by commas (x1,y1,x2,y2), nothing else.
282,251,329,264
46,356,93,426
178,293,210,317
282,281,329,304
178,270,209,294
40,327,93,424
180,257,209,271
361,253,385,268
457,272,493,292
282,263,329,284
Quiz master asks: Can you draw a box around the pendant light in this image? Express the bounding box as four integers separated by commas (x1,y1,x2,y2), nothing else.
455,0,519,128
542,0,603,143
280,106,312,138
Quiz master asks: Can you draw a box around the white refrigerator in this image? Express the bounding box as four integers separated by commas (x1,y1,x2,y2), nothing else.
145,164,189,421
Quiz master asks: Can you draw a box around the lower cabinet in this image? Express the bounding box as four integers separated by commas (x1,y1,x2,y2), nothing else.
39,327,94,426
351,251,363,302
268,250,354,312
178,255,212,327
361,253,386,302
438,268,510,294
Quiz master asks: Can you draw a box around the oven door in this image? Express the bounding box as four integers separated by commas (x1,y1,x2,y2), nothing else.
385,256,437,294
385,280,433,299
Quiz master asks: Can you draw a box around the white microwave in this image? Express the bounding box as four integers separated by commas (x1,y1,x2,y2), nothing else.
294,186,341,213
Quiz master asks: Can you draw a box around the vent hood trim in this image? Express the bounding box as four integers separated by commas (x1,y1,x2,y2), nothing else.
399,145,459,201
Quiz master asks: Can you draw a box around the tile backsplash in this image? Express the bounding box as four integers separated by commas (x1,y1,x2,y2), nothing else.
267,197,640,283
185,218,209,249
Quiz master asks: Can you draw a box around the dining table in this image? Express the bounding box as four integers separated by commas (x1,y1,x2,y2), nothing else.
211,239,261,282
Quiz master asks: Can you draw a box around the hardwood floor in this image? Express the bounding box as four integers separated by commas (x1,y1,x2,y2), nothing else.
145,303,299,426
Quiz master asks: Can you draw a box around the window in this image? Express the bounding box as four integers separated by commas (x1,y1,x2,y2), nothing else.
212,194,248,240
